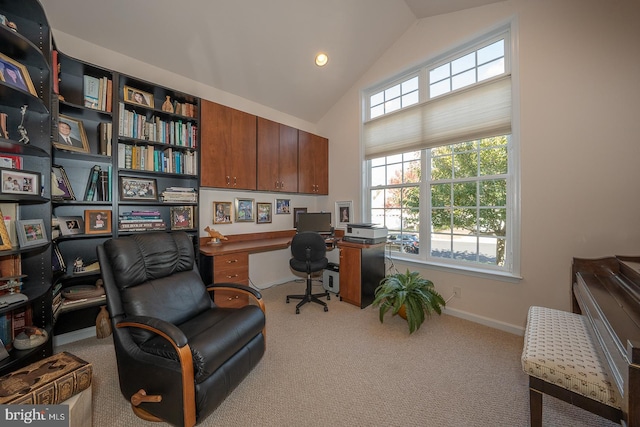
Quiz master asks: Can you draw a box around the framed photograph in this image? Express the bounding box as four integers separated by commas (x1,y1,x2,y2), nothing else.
0,169,39,196
0,209,12,250
16,219,47,248
335,201,353,228
275,198,290,214
119,176,158,201
235,198,254,222
170,206,194,230
293,207,307,229
0,52,37,96
51,165,75,201
213,201,232,224
54,114,90,153
257,202,272,224
58,216,84,236
84,209,112,234
123,85,155,108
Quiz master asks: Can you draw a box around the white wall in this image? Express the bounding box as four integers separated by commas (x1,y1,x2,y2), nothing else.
318,0,640,333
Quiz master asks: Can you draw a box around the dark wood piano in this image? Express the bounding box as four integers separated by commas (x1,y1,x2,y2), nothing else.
573,256,640,426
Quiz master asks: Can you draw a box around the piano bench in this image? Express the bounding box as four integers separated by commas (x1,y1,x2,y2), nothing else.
521,306,623,426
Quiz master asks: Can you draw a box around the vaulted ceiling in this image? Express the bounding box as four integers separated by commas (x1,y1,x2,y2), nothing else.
39,0,504,123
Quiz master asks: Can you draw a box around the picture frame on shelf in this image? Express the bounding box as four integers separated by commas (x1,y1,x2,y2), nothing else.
51,165,75,201
235,198,254,222
170,206,194,230
0,53,36,96
123,85,154,108
84,210,112,234
0,209,12,250
293,207,307,229
335,200,353,228
0,169,39,196
0,154,21,169
58,216,84,236
16,219,47,249
213,201,232,224
54,115,90,153
119,176,158,201
257,202,272,224
275,198,290,214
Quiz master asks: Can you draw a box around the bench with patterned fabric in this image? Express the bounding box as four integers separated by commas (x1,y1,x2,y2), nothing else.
521,306,623,426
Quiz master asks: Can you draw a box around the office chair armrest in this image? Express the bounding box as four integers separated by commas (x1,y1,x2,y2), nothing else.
117,315,188,348
207,283,265,313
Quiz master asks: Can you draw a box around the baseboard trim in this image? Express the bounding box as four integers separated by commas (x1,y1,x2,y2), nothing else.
444,307,525,336
53,327,96,347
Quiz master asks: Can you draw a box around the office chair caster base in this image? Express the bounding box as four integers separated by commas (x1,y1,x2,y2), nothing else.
324,306,328,312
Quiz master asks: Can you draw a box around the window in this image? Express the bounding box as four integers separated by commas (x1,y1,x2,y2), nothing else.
363,25,518,276
369,75,419,119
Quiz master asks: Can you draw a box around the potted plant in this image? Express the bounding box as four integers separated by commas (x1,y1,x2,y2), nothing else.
372,269,446,334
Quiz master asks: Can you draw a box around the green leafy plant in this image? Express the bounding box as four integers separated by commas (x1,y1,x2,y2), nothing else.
372,269,446,334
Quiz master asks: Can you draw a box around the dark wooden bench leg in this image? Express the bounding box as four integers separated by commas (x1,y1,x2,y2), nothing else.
530,383,543,427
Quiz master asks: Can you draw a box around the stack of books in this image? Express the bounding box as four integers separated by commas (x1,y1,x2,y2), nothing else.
161,187,197,203
118,210,166,232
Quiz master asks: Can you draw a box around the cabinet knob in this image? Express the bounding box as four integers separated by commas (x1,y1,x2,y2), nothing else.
226,274,239,279
233,177,237,186
226,259,238,264
226,176,230,185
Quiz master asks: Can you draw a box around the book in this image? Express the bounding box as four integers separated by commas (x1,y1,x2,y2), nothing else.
83,75,100,109
84,165,101,201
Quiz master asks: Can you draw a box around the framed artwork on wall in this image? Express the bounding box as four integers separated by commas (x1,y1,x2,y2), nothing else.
335,200,353,228
257,202,272,224
235,198,254,222
213,201,232,224
293,207,307,229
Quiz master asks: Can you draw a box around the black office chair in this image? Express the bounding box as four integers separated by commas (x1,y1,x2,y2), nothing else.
286,231,330,314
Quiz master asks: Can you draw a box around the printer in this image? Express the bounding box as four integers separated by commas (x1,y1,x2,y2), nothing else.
343,223,388,244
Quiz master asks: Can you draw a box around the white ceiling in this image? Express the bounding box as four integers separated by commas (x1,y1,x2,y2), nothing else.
39,0,504,123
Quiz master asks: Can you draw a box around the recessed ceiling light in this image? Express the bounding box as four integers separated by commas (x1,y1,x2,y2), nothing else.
315,53,328,67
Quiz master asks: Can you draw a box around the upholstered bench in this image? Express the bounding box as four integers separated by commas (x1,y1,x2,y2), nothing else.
521,306,622,425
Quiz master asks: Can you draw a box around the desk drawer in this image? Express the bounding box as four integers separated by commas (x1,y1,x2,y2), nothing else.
213,252,249,284
214,289,249,308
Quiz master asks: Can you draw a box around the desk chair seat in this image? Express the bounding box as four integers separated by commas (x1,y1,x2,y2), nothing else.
286,231,330,314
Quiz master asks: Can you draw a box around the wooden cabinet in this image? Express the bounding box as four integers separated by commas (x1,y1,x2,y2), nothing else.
200,100,256,190
298,130,328,195
257,117,298,192
338,241,385,309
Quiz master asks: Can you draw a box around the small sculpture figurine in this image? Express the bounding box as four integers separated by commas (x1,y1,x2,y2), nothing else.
17,105,29,144
162,96,174,113
73,257,85,273
204,226,228,245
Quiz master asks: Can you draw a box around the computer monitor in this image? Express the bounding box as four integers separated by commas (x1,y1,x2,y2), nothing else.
296,212,332,234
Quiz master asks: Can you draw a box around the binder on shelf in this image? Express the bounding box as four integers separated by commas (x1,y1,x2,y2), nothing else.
84,165,101,201
83,75,100,109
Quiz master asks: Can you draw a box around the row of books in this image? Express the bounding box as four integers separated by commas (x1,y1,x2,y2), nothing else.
118,102,198,147
119,210,166,232
161,187,198,203
84,165,112,202
172,101,198,118
98,122,113,156
0,306,30,351
117,143,198,175
83,75,113,112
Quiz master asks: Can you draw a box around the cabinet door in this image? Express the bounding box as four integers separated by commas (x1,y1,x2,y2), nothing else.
256,117,280,191
298,130,328,194
339,246,361,307
278,124,299,192
201,100,257,190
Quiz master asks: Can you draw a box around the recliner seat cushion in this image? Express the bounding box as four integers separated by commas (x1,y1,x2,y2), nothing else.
140,304,265,382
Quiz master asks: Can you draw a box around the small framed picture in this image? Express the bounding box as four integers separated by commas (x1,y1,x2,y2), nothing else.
16,219,47,248
0,169,39,196
119,176,158,201
335,201,353,228
275,198,290,214
0,209,12,250
293,207,307,229
257,202,272,224
213,201,232,224
58,216,84,236
123,85,155,108
170,206,194,230
235,198,254,222
54,115,90,153
51,165,75,201
84,210,112,234
0,52,37,96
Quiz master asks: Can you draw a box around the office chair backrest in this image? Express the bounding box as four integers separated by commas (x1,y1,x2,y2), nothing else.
100,231,211,343
290,231,326,262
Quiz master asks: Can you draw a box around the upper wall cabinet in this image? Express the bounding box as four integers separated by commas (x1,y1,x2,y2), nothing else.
298,130,328,195
256,117,298,192
200,100,256,190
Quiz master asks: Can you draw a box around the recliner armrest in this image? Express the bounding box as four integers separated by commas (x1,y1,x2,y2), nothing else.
117,315,188,348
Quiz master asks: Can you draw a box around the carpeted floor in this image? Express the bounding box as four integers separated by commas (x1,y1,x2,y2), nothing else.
58,281,619,426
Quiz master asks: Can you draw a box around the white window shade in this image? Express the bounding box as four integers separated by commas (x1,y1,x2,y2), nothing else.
364,76,511,159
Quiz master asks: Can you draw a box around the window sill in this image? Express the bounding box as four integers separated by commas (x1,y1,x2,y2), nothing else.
386,252,522,283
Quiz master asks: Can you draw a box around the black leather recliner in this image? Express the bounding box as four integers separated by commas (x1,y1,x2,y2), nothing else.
97,231,266,427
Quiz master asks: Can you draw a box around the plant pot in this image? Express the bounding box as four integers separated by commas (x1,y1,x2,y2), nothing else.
398,304,407,320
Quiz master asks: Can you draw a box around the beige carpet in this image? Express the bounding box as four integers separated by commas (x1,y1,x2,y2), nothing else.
58,281,618,427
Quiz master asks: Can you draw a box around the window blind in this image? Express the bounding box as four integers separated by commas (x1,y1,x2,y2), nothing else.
363,75,511,159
